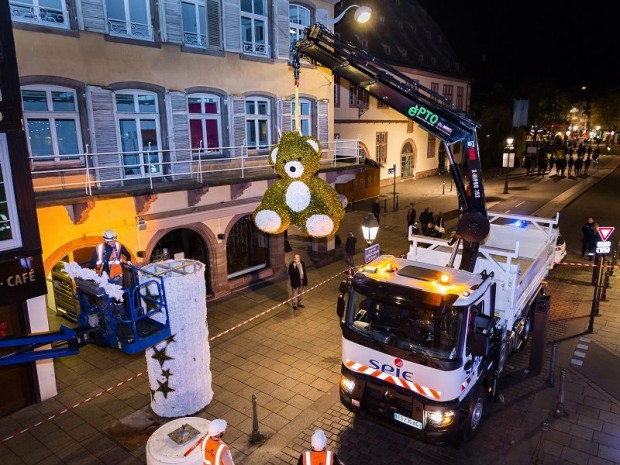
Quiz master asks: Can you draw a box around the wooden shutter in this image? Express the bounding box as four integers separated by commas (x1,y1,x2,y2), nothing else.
223,0,241,53
85,86,122,183
317,99,329,154
163,0,183,44
80,0,106,33
275,0,290,60
316,8,329,29
229,96,245,157
278,99,292,134
166,91,192,179
207,0,222,49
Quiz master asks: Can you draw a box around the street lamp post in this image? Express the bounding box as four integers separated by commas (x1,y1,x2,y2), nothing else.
361,213,379,244
331,4,372,26
503,138,515,194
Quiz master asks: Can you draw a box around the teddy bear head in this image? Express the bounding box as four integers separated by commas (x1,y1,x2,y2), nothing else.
270,132,321,180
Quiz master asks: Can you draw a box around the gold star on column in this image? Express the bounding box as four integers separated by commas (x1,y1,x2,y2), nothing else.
156,378,175,399
151,345,173,368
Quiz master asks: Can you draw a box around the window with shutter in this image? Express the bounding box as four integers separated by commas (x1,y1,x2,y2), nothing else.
163,0,183,44
292,98,312,136
167,91,192,178
86,86,122,183
206,0,222,49
230,97,246,157
80,0,107,33
245,96,271,151
316,100,328,152
223,0,241,53
188,93,223,156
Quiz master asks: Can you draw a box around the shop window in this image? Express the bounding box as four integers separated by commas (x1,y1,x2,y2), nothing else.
227,215,269,279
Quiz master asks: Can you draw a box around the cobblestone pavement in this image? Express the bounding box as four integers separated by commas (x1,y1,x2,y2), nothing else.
1,156,620,465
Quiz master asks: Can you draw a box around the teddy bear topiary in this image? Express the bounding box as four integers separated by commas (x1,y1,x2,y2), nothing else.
253,132,344,238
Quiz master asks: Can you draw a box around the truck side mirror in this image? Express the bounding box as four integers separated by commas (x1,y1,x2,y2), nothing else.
339,280,349,293
471,314,494,357
337,295,345,319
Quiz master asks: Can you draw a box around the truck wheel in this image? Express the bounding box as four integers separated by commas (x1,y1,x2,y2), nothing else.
464,386,486,440
517,311,533,351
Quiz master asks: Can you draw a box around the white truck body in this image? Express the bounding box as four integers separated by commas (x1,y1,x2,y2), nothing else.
406,211,559,336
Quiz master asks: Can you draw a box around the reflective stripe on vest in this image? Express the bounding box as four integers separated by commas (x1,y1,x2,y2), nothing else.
201,436,228,465
96,242,121,265
302,450,333,465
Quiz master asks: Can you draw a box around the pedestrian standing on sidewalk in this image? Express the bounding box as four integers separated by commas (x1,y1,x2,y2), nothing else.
587,223,602,261
567,155,575,176
297,429,343,465
344,231,357,269
584,156,592,175
419,207,432,234
406,203,417,230
581,216,595,257
288,253,308,309
372,199,381,224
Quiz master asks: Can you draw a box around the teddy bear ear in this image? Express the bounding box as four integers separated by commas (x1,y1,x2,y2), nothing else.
270,147,279,164
305,138,320,154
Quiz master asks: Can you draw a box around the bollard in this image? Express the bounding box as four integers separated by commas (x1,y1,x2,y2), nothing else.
601,260,611,301
554,369,568,417
442,182,445,195
249,394,265,445
546,343,558,386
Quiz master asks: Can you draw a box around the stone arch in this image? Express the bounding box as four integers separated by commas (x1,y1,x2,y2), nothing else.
400,138,417,179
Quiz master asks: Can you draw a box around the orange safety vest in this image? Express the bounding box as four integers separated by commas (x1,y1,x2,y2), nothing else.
302,450,334,465
201,436,229,465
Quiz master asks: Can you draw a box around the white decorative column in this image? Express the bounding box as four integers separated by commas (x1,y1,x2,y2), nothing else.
143,260,213,417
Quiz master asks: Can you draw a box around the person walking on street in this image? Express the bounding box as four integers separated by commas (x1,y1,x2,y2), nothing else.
201,419,235,465
89,230,131,281
406,203,417,230
372,200,381,224
581,217,595,258
344,232,357,269
297,429,343,465
288,254,308,309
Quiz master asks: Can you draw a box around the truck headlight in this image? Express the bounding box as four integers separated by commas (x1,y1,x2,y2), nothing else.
340,375,355,394
426,409,456,427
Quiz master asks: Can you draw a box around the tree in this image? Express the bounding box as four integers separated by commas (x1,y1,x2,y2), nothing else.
590,90,620,136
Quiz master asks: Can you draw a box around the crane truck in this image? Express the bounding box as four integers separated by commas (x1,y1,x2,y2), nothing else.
293,24,558,444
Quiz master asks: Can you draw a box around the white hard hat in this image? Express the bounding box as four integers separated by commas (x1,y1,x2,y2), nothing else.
208,419,227,437
103,230,117,240
311,429,326,451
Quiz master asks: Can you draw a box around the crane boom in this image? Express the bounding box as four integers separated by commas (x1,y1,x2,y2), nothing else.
294,24,490,270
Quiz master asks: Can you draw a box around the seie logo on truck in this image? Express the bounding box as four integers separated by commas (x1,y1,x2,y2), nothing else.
369,358,414,382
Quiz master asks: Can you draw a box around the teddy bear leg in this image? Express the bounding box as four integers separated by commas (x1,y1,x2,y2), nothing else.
255,209,290,234
306,214,335,237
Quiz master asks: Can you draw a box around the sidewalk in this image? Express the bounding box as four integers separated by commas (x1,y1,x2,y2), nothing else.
1,156,620,465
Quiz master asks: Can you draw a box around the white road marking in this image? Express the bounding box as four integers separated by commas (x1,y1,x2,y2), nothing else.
576,344,589,350
574,351,587,358
504,209,511,213
571,359,584,366
515,201,525,207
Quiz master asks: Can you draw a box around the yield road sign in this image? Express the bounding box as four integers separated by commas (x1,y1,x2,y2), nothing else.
598,227,615,242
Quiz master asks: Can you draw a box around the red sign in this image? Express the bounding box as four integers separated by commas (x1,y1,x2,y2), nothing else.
598,226,615,242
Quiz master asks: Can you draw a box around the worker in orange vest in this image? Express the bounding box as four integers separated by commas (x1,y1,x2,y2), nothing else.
89,230,131,280
201,419,235,465
297,429,343,465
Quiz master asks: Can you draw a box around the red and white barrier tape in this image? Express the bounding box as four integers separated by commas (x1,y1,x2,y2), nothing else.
0,269,346,443
557,262,619,268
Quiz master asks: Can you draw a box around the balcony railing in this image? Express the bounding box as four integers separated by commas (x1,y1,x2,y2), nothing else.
108,18,152,40
183,31,207,48
30,139,362,197
10,1,69,28
243,41,270,57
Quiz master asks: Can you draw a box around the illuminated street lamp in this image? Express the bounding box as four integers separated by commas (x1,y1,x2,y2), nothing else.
361,213,379,244
503,138,515,195
331,4,372,25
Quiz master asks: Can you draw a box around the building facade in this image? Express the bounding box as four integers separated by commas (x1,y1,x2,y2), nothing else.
6,0,361,415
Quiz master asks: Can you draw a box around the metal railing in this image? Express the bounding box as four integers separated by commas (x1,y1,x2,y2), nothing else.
10,0,69,28
30,139,362,196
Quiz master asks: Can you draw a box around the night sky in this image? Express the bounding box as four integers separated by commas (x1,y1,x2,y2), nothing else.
417,0,617,95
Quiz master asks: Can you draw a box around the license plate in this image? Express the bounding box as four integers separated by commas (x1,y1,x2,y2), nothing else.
394,412,422,430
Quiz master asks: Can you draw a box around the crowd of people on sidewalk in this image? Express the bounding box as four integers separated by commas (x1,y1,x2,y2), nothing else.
406,203,445,239
525,141,600,177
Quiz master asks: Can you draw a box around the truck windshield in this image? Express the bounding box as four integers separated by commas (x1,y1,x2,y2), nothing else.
347,289,463,360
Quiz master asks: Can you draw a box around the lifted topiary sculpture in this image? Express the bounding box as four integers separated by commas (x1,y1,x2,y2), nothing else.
253,132,344,238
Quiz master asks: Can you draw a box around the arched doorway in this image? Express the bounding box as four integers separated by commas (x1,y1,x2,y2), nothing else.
152,229,212,295
226,215,269,279
401,142,415,178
